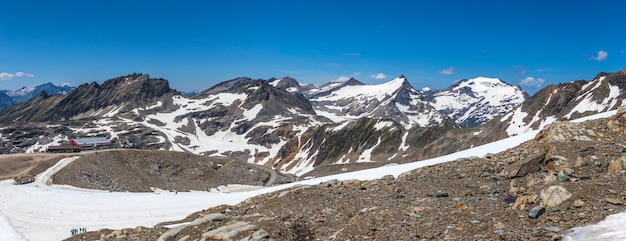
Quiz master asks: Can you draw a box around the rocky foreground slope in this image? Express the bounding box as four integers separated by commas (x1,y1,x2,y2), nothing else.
52,150,295,192
66,108,626,240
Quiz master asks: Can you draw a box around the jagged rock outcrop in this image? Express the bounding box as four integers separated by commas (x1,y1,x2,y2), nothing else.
0,73,178,122
50,73,176,120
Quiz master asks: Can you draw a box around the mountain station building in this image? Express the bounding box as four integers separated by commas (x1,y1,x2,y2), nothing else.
70,137,112,150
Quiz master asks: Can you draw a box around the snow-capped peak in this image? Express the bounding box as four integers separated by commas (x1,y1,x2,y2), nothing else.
456,77,509,92
431,76,527,127
313,75,408,102
268,78,282,87
6,87,34,97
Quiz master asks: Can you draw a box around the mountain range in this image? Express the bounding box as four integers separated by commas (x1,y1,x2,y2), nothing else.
0,82,75,110
1,69,625,176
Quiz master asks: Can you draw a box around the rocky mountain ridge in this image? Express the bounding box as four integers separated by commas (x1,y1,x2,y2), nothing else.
1,70,625,177
488,70,626,138
269,75,527,128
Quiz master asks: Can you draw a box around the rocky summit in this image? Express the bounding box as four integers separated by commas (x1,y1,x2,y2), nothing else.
65,107,626,240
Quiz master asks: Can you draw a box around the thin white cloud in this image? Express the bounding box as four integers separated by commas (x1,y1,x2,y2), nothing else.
591,50,608,61
0,72,15,80
439,67,455,75
342,52,361,56
520,77,545,87
14,72,34,77
353,72,361,76
370,73,386,79
0,71,35,80
333,76,351,82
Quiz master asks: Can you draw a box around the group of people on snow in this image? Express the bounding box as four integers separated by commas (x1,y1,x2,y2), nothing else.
71,227,86,236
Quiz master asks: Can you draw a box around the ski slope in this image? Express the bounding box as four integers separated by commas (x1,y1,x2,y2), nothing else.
0,110,619,241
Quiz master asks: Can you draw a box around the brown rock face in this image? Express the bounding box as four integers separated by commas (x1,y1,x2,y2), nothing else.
607,159,624,176
607,106,626,134
504,151,547,178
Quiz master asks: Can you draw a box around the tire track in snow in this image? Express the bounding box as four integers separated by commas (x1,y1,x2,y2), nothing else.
34,156,79,186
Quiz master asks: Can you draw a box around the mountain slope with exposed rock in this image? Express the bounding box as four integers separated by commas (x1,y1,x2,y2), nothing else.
493,69,626,137
431,77,528,127
0,73,178,123
66,107,626,241
309,75,453,128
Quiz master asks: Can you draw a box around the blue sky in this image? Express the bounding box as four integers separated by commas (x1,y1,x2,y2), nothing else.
1,0,624,94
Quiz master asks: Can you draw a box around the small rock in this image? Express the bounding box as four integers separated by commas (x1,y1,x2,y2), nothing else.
563,168,575,176
594,161,603,167
557,174,571,182
434,191,449,197
573,199,585,208
605,198,624,205
406,211,421,218
494,229,506,239
470,219,481,224
381,174,395,183
544,226,562,232
512,194,537,210
494,222,505,230
608,159,624,176
529,206,545,219
540,185,572,207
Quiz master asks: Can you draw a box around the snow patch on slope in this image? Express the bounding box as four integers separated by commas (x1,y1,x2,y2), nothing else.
313,77,405,102
565,83,622,119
